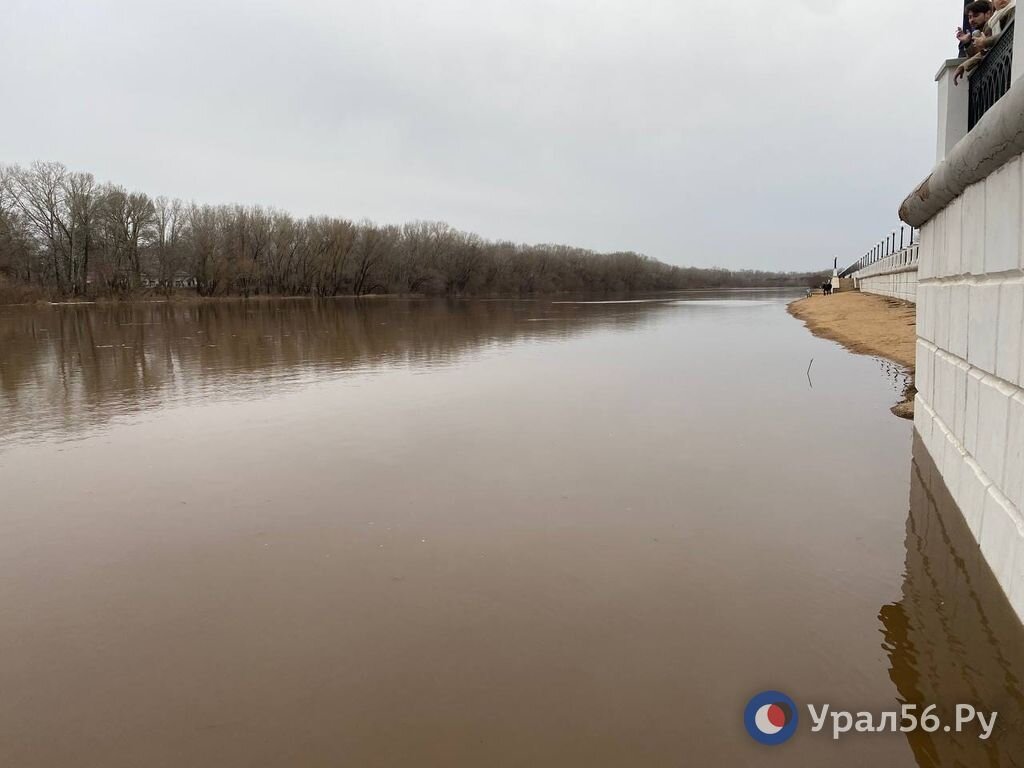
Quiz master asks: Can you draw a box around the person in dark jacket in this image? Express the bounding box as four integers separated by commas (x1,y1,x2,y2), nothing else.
956,1,995,57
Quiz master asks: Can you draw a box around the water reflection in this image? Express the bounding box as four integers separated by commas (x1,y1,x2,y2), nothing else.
0,297,686,447
881,433,1024,766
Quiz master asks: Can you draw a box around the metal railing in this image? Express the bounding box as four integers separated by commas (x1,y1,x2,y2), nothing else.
969,20,1015,130
840,226,919,278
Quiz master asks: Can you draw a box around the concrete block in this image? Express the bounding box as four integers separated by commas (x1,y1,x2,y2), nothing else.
942,429,964,502
915,395,934,447
965,368,985,456
934,352,956,430
920,219,936,280
933,283,944,342
915,283,927,340
934,208,947,281
976,376,1013,483
979,487,1023,599
1005,392,1024,513
922,409,938,465
959,457,991,540
945,196,964,277
949,283,971,360
934,284,951,350
968,283,1000,373
916,340,934,406
953,359,971,443
963,181,987,276
985,157,1023,274
917,342,933,403
997,281,1024,386
1020,311,1024,400
930,414,951,471
920,284,936,343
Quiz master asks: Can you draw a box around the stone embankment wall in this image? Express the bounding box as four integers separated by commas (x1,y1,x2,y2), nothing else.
900,81,1024,623
852,245,919,303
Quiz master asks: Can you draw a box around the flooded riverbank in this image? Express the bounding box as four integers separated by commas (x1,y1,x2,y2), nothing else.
789,292,917,418
1,291,1020,766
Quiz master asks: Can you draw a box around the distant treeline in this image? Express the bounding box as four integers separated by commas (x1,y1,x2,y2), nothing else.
0,162,826,301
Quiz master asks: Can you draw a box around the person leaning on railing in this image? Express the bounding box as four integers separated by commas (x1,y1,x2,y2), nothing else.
955,0,1016,85
957,0,996,57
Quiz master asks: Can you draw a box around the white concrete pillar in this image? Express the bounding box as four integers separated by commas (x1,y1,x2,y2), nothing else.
1013,20,1024,82
936,59,970,162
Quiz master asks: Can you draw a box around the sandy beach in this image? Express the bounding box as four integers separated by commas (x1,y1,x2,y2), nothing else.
789,291,917,418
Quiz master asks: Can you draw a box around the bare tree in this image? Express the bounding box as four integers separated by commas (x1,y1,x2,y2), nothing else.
310,216,357,296
350,222,395,296
63,172,101,294
11,162,70,292
152,196,184,294
0,161,830,300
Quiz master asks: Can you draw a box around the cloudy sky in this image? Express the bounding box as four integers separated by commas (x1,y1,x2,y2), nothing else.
1,0,952,271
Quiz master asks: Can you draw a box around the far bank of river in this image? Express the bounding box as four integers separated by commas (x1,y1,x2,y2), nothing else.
0,284,824,308
789,291,917,418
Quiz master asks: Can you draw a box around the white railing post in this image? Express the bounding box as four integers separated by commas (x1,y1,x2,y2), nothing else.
936,59,970,162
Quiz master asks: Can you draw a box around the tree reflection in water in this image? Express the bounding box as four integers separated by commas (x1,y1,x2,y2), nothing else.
0,297,672,447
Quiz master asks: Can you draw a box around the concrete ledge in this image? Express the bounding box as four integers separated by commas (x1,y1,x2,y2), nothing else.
900,80,1024,227
858,264,919,277
935,58,963,81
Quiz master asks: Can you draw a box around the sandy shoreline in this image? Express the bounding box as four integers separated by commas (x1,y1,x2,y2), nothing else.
788,291,917,419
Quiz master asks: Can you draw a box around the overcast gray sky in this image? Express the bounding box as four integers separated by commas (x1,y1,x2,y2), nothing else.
0,0,953,271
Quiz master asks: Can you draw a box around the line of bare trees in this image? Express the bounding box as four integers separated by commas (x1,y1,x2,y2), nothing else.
0,161,824,301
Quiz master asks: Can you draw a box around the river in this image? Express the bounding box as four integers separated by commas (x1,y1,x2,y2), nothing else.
1,291,1021,766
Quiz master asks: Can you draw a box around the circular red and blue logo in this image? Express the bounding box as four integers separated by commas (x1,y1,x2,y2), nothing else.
744,691,799,745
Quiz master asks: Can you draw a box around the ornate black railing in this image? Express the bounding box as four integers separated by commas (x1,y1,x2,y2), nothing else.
968,21,1015,130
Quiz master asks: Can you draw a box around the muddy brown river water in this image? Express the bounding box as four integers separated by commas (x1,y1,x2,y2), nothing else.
1,292,1022,767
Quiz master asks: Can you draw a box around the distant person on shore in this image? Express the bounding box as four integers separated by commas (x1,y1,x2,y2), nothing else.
822,282,832,296
955,0,1015,85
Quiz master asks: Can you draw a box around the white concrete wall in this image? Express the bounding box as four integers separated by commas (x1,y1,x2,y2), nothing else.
852,245,919,303
914,158,1024,622
856,270,919,303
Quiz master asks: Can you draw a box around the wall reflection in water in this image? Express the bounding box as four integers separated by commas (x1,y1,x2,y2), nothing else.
0,297,673,447
881,433,1024,767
